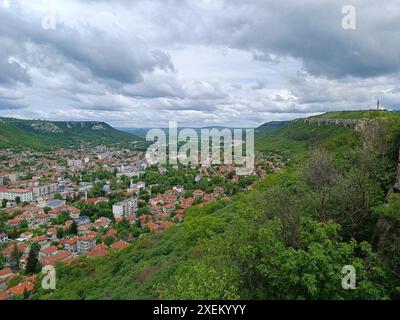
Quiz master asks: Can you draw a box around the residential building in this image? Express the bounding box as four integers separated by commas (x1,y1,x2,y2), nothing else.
32,183,59,199
67,159,82,167
94,217,111,230
110,240,129,251
39,246,58,263
112,198,138,220
77,236,96,255
0,188,33,202
162,204,175,215
193,189,205,198
42,251,73,266
60,237,78,253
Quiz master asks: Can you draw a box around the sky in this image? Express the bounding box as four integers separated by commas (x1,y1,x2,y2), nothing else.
0,0,400,128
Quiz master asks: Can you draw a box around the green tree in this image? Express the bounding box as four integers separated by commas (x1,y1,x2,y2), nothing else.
68,221,78,235
25,243,40,275
10,245,22,271
53,193,63,200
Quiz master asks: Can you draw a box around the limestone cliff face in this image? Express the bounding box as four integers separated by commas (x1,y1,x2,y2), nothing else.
299,118,359,128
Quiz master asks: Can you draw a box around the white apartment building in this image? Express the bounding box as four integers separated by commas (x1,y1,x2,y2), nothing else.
112,198,138,220
0,188,33,202
67,159,82,167
32,183,59,199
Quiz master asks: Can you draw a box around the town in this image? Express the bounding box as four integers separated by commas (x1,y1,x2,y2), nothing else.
0,144,286,300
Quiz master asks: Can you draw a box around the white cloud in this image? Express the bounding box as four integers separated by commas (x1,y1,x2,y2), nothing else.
0,0,399,127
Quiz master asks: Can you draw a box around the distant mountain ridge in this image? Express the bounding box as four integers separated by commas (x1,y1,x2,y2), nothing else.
0,117,142,149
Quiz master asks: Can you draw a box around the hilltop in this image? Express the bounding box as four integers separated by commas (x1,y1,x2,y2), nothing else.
0,117,143,150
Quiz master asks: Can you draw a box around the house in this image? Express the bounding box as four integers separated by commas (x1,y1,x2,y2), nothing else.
77,216,91,226
150,205,162,214
7,217,22,227
3,243,29,263
87,247,109,258
110,240,129,251
77,236,96,255
0,268,13,281
87,197,108,205
149,196,164,206
173,185,184,194
0,232,9,243
130,181,145,190
193,189,205,198
112,198,138,220
42,251,73,266
49,204,81,220
214,187,224,194
162,204,175,215
174,214,185,222
0,267,13,290
31,235,48,247
39,246,58,263
32,214,50,227
60,237,78,252
77,225,91,236
94,217,111,230
87,244,110,258
46,227,58,241
5,280,35,299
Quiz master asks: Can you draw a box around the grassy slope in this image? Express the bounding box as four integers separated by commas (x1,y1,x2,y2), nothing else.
0,117,141,150
31,111,400,300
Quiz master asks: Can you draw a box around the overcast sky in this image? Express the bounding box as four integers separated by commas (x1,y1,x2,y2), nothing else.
0,0,399,128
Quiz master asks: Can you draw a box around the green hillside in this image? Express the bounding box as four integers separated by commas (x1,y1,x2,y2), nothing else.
31,111,400,300
0,117,142,150
255,120,288,135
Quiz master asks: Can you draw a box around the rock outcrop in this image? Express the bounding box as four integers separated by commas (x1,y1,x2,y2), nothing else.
299,118,359,128
31,122,64,133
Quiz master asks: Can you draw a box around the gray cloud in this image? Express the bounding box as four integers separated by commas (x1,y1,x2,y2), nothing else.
0,0,399,127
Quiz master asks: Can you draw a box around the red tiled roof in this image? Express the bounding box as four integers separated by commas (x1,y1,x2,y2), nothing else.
8,281,34,296
87,248,109,257
110,240,129,250
0,267,13,278
3,243,28,256
40,246,58,255
60,237,78,245
0,188,32,193
42,251,72,266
